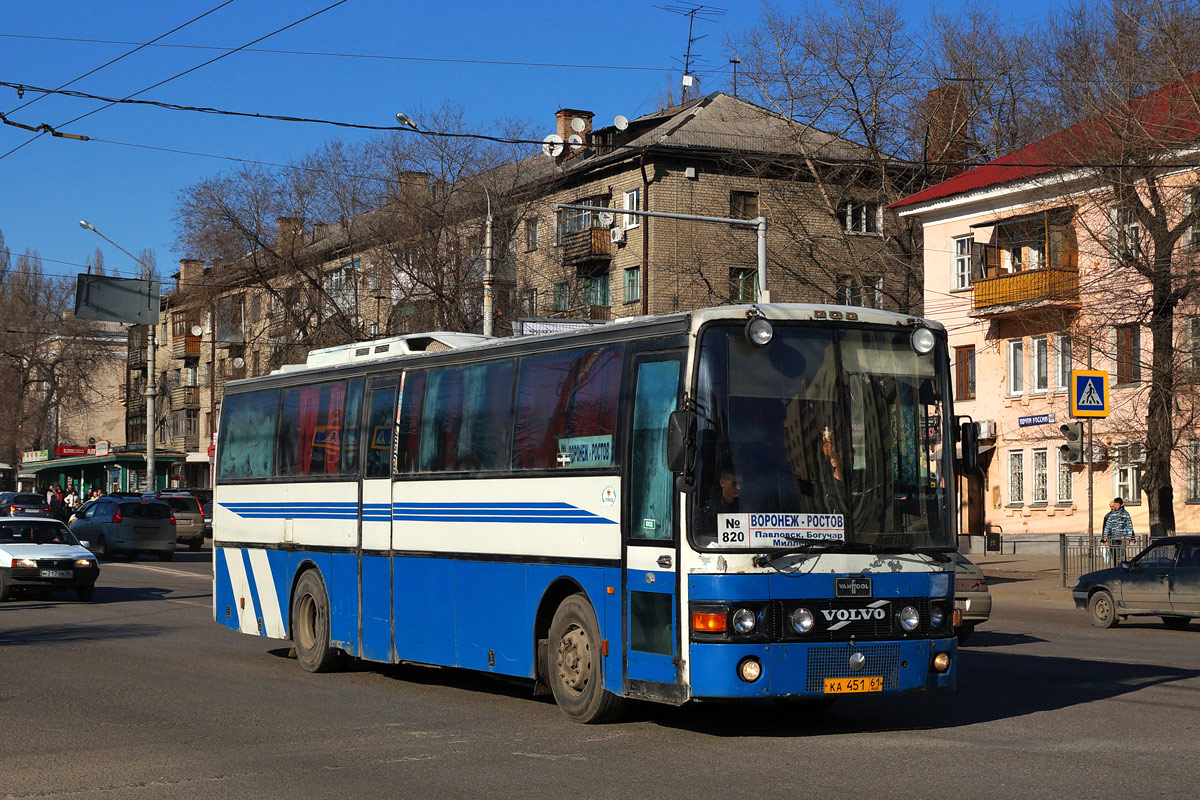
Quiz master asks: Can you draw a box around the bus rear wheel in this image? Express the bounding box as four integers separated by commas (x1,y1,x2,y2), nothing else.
292,570,344,673
547,593,624,724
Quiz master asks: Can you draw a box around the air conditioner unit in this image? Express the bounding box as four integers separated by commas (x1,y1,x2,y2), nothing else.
610,227,626,245
975,420,996,440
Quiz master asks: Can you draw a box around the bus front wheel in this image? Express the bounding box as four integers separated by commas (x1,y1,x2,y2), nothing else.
291,570,345,673
547,593,624,724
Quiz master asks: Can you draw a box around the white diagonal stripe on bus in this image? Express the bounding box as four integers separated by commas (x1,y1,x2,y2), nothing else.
248,548,285,638
222,548,253,634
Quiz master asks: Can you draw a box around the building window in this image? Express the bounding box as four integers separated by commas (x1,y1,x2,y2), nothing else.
955,345,976,400
1190,316,1200,371
623,189,641,229
584,274,609,307
730,268,759,302
1112,207,1142,262
171,312,187,339
1057,448,1073,503
525,289,538,316
624,267,640,304
1114,443,1143,503
1115,325,1141,384
1007,339,1023,395
559,196,607,241
1032,448,1048,504
953,235,973,290
1055,334,1072,391
841,201,881,235
1032,336,1048,394
1188,440,1200,502
324,261,358,312
1008,450,1024,506
526,219,539,251
835,275,882,307
730,191,759,220
553,282,569,312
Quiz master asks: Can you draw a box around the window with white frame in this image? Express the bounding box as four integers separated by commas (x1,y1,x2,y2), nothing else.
1055,334,1072,391
623,189,641,229
1008,450,1024,505
1188,440,1200,502
1007,339,1024,395
1111,206,1142,262
841,201,882,235
1032,336,1048,393
953,236,973,290
1114,442,1143,503
1057,448,1073,503
1032,448,1048,504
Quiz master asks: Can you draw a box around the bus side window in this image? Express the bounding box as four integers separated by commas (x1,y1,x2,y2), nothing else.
395,371,426,474
365,383,398,479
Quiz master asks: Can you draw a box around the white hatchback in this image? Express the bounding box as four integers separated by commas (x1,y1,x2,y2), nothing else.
0,518,100,602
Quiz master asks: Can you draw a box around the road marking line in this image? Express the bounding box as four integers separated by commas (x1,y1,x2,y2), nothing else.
103,562,211,579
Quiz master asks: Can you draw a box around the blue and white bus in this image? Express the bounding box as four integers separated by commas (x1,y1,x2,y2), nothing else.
213,304,973,722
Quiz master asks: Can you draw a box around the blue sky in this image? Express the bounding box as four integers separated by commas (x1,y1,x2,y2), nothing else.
1,0,1078,285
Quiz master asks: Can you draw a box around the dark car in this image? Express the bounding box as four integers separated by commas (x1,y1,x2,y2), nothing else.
0,518,99,601
68,496,178,561
1072,535,1200,629
2,492,54,518
143,491,205,550
954,553,992,644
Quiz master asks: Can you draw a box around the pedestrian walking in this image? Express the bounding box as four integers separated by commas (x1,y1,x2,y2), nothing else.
1102,497,1134,565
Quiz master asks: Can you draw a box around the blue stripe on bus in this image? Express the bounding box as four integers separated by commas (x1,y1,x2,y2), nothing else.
220,501,616,524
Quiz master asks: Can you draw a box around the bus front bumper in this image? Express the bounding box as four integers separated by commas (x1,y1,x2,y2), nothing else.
688,638,956,699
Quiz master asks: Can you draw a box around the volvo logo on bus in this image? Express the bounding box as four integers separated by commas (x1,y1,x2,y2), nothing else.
821,600,889,630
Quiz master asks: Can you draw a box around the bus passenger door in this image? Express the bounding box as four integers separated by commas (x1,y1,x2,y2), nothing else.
359,377,399,662
623,352,684,702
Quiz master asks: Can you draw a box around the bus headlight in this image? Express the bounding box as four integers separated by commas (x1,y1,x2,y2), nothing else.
898,605,920,632
732,608,757,634
930,605,946,629
933,652,951,673
745,317,773,347
738,656,762,682
911,326,936,354
790,607,815,634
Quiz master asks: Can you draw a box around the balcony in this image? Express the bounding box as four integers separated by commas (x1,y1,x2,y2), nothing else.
171,335,202,359
171,385,201,408
128,342,145,367
970,267,1080,319
561,227,612,268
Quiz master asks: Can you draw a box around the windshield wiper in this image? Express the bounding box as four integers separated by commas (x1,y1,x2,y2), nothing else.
752,542,840,569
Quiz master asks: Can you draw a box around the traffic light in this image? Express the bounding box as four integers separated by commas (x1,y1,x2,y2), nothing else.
1060,422,1084,464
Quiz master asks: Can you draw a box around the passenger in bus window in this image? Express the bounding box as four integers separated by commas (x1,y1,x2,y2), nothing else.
696,465,741,547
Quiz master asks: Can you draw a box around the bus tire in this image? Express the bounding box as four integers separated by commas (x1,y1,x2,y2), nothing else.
547,593,624,724
292,569,344,673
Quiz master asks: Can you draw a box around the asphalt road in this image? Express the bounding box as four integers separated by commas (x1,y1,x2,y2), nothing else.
1,550,1198,800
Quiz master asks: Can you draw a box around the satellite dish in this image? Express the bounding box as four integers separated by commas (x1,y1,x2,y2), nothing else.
571,117,586,133
542,133,564,158
233,356,246,369
568,134,584,151
597,211,615,227
614,115,629,131
190,324,203,337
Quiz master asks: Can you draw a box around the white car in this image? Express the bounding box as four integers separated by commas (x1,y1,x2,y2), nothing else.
0,518,99,602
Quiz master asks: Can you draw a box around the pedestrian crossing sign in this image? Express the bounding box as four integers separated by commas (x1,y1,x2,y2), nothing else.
1070,370,1109,418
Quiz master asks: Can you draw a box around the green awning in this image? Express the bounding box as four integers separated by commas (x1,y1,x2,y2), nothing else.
21,452,188,472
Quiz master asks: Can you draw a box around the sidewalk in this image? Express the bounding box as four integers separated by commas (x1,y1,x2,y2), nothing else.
967,551,1074,604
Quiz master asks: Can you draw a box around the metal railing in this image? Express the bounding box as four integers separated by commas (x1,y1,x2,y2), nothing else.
1059,533,1151,586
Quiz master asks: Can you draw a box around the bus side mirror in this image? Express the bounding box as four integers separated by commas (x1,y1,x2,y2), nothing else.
666,409,697,475
959,418,979,475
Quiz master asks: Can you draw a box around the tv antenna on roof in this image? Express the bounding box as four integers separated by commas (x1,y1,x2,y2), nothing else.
656,4,726,102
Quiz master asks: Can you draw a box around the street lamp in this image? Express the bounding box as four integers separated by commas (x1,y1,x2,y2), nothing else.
394,112,495,337
79,219,160,491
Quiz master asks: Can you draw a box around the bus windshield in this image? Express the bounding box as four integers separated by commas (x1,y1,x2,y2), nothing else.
691,322,953,552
